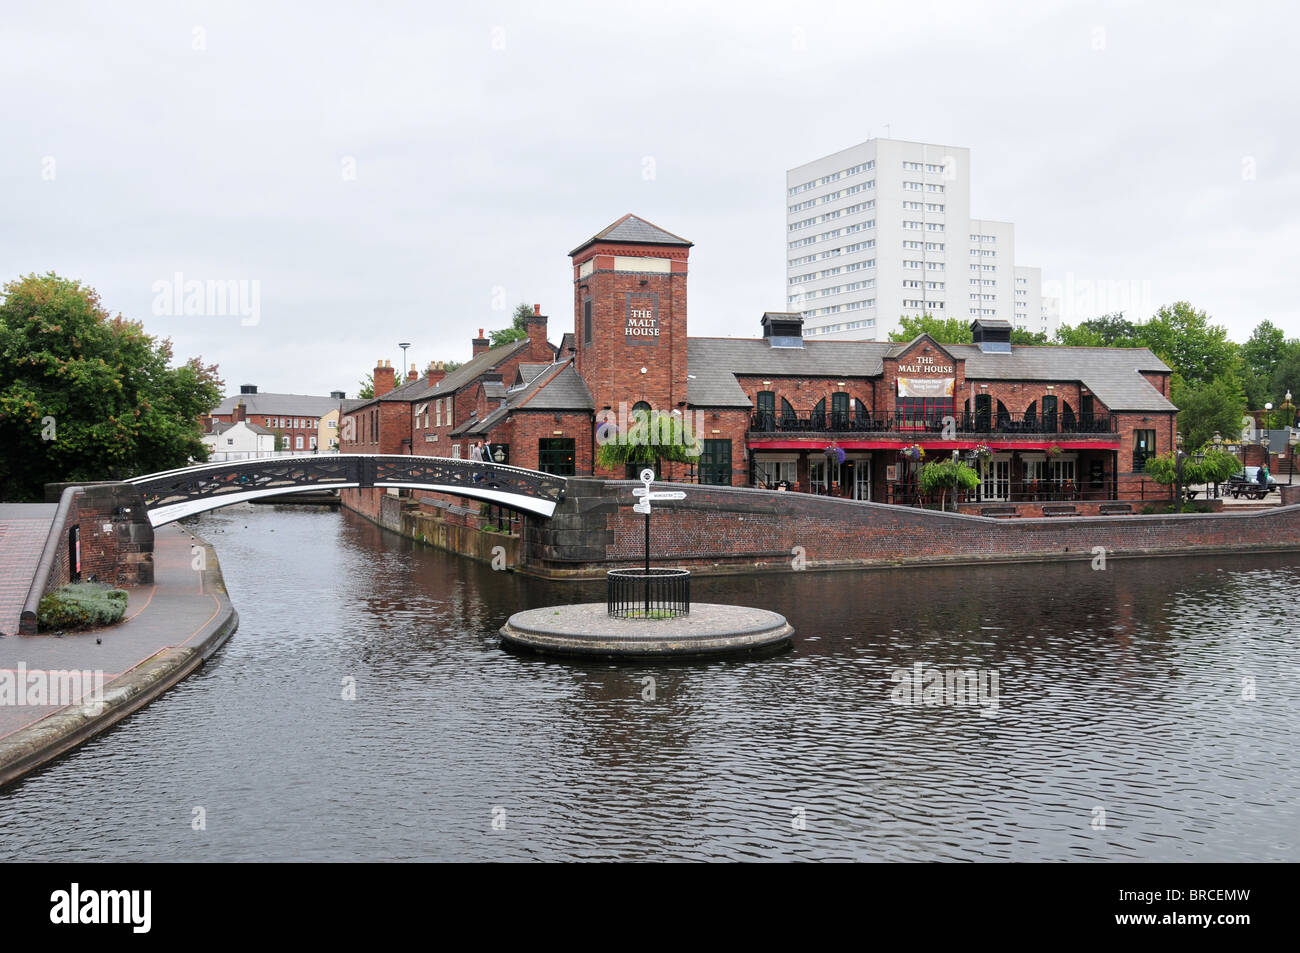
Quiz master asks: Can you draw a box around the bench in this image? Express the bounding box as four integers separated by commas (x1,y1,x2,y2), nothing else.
1098,503,1133,515
980,506,1018,518
1041,505,1078,516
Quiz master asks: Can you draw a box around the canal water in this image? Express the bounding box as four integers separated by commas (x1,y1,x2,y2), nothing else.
2,505,1298,861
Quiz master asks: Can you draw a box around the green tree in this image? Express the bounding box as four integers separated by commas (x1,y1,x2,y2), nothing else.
489,303,535,348
1239,320,1286,409
595,409,700,471
1268,340,1300,423
889,314,972,344
1137,302,1237,387
1170,374,1247,451
357,373,374,399
917,458,981,512
1010,328,1050,345
1054,313,1140,347
0,272,223,501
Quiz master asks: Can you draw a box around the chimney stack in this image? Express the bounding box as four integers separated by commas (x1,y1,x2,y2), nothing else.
427,360,446,388
472,328,490,357
526,305,548,356
233,401,247,423
374,359,396,398
407,365,419,382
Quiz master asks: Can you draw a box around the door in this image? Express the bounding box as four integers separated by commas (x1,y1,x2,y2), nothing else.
982,457,1011,501
974,393,991,432
852,457,871,500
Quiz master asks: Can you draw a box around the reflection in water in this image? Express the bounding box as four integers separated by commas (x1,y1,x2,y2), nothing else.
1,505,1297,861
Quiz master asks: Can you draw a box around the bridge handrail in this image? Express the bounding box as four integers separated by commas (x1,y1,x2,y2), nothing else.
127,453,565,485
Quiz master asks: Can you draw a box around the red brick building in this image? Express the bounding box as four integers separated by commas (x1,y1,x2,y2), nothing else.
209,386,344,452
341,213,1178,505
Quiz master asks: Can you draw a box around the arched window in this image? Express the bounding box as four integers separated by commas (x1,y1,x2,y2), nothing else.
831,393,849,430
854,398,870,429
996,400,1010,429
1024,400,1037,428
755,391,775,431
1061,400,1076,432
780,397,797,427
811,398,826,429
1041,395,1057,433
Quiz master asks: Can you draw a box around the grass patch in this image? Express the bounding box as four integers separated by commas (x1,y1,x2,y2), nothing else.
38,582,128,632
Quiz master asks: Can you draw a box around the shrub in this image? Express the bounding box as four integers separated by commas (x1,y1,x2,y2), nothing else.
38,582,128,631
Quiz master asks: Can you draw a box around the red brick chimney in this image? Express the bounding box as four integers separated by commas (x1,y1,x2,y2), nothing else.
374,359,396,398
233,401,247,423
526,304,548,357
472,328,490,357
427,360,446,387
407,365,419,382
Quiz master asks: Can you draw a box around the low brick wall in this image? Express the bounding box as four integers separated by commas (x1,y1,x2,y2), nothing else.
523,480,1300,577
1281,485,1300,506
43,482,154,588
954,499,1225,518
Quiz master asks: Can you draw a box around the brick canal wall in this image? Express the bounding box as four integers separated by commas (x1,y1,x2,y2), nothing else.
341,481,1300,579
523,479,1300,578
340,488,521,568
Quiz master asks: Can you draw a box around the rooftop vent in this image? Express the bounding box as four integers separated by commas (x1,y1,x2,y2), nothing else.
971,319,1012,354
330,390,345,400
761,312,805,348
239,384,258,394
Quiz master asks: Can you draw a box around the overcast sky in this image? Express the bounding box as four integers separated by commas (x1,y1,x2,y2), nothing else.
3,1,1296,398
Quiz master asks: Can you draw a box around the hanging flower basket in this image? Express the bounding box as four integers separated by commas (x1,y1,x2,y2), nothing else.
900,444,925,462
1047,444,1063,457
824,443,847,465
971,444,993,460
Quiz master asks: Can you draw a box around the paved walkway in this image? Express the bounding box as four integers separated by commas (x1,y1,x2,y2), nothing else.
0,504,56,638
0,524,233,747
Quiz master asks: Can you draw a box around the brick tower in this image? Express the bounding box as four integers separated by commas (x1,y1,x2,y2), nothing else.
569,214,692,421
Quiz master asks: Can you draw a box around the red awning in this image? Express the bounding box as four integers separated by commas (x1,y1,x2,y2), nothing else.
747,439,1120,451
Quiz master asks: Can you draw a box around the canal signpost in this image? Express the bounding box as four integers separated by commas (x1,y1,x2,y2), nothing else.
631,468,686,612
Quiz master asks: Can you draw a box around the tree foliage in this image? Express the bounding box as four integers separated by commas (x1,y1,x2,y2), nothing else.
594,409,700,470
1170,373,1246,451
357,373,374,399
489,303,535,348
1143,447,1240,486
917,459,981,511
0,273,223,501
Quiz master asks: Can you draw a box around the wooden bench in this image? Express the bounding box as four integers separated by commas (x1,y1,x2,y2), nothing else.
1041,505,1078,516
1098,503,1133,515
980,506,1018,518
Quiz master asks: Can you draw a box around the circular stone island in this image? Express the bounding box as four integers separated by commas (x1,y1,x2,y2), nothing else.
500,603,794,659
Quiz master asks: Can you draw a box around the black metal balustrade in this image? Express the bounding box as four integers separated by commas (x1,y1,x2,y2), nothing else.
749,410,1116,436
128,453,567,520
607,568,691,619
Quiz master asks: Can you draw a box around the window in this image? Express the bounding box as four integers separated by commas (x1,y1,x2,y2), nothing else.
1041,395,1058,432
226,438,233,446
435,400,442,427
539,438,576,475
1133,430,1156,471
831,392,850,430
309,436,317,449
753,457,796,487
698,439,732,485
896,396,953,427
756,391,775,429
583,298,593,345
295,435,304,449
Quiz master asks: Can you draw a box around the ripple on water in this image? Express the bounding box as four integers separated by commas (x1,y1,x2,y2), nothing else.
1,505,1298,861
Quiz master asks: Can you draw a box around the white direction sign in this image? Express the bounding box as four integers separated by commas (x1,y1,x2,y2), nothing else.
632,488,686,500
631,501,652,515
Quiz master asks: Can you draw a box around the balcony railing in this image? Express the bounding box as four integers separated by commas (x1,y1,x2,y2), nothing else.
749,410,1117,436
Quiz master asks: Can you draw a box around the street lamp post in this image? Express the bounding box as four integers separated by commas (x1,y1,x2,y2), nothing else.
398,342,412,379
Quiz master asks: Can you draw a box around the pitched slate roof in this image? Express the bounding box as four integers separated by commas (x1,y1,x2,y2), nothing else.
568,214,693,256
515,364,550,385
686,337,1175,412
947,344,1176,412
456,361,595,436
686,338,892,407
212,392,342,416
347,338,534,412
